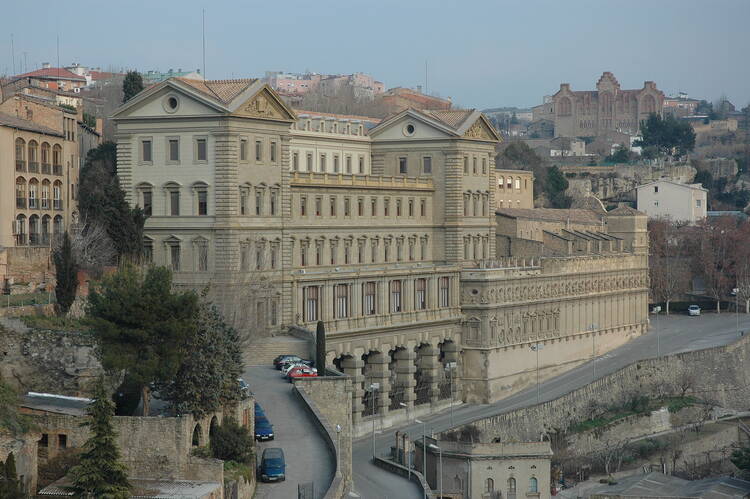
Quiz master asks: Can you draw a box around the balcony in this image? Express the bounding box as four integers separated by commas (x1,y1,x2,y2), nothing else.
41,199,49,210
29,233,41,246
53,200,63,210
15,160,26,172
29,199,38,209
28,161,39,173
53,164,62,176
16,197,26,209
42,162,51,175
14,234,27,246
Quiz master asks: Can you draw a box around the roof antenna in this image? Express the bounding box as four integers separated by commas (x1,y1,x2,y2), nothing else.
10,34,15,75
425,59,428,95
202,9,206,79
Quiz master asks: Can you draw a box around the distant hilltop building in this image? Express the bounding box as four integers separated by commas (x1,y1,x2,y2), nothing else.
265,71,384,99
8,63,123,92
532,71,664,138
143,68,204,85
381,86,451,114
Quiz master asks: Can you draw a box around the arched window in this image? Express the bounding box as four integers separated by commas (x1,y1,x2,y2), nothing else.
136,183,154,217
529,477,538,493
28,178,39,209
14,215,27,245
28,140,39,172
192,424,202,446
508,477,517,497
29,215,40,245
53,215,64,239
558,97,572,116
515,177,521,190
53,181,63,210
15,138,26,171
52,144,62,175
41,215,51,245
601,93,613,116
498,176,504,188
41,142,51,173
15,177,27,208
507,177,512,189
454,476,463,491
41,180,51,210
485,478,495,492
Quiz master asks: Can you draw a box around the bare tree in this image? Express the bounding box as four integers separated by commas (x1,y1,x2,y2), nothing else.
55,218,117,277
733,221,750,313
649,218,691,314
696,217,737,313
592,438,632,475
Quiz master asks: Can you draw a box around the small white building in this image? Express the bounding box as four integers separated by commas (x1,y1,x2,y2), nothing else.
636,179,707,223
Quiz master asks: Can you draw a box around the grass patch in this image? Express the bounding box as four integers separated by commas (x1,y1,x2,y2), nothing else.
224,460,254,484
20,314,91,332
0,292,54,308
569,396,697,433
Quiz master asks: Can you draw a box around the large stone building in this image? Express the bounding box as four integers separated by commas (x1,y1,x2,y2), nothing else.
113,78,648,434
532,72,664,139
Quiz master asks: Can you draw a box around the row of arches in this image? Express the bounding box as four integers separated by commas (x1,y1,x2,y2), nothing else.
15,177,63,210
13,214,64,246
15,138,63,173
557,94,658,117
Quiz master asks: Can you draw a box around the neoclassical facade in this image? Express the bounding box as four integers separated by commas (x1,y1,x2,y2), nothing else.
113,78,648,434
534,71,665,138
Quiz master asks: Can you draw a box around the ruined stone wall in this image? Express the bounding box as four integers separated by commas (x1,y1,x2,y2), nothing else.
0,319,103,396
0,431,39,495
462,335,750,442
2,247,53,287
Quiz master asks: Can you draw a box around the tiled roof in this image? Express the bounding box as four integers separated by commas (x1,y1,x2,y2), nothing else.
174,77,256,104
0,112,63,136
39,478,222,497
294,109,381,124
16,68,86,81
607,205,644,216
89,70,122,80
496,207,604,224
422,109,474,130
21,392,92,416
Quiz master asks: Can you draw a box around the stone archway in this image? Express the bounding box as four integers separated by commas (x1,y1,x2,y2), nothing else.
209,416,219,441
192,423,202,447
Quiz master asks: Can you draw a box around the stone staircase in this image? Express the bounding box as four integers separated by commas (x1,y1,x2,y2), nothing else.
243,335,313,366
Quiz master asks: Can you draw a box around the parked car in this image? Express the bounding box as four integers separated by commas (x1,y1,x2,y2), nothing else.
688,305,701,316
274,355,303,370
281,362,315,375
254,402,265,418
255,420,274,441
287,366,318,381
259,448,285,482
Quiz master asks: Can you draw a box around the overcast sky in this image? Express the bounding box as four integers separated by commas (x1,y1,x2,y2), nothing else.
2,0,748,110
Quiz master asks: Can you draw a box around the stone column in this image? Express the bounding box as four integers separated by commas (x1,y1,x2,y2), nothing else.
341,356,365,426
393,348,416,410
418,344,441,405
368,352,390,417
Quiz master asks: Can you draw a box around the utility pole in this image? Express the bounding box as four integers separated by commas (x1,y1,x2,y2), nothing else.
202,9,206,79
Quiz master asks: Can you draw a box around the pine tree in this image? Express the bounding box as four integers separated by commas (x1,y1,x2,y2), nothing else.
68,380,130,498
54,231,79,316
316,321,326,375
122,71,144,103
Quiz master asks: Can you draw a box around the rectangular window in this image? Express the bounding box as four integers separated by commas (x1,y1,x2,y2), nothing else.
315,197,322,216
300,196,307,216
142,140,152,162
344,197,351,217
363,282,376,315
420,199,426,217
408,199,414,217
439,277,450,307
256,140,262,161
255,190,263,216
463,157,469,174
344,245,350,264
315,244,322,265
143,191,152,217
256,249,263,270
473,157,477,174
399,157,407,175
359,156,365,174
168,139,179,161
358,198,364,216
423,156,432,174
304,286,319,322
371,198,377,217
170,190,180,216
271,245,278,269
346,156,352,174
415,278,426,310
654,186,659,193
482,158,487,174
335,284,349,318
292,151,299,170
240,244,249,271
196,138,207,161
197,191,207,215
58,434,67,449
270,141,277,162
384,198,390,217
307,153,313,171
334,155,340,173
198,244,208,271
320,154,326,171
240,139,248,161
390,280,402,313
696,199,702,207
301,245,307,266
170,245,181,271
330,196,337,216
270,190,278,215
396,199,402,216
240,189,248,215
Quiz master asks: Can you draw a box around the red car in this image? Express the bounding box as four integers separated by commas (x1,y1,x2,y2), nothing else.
287,366,318,381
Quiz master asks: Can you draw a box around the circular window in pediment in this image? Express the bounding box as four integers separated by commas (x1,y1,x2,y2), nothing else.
403,123,416,136
163,94,180,113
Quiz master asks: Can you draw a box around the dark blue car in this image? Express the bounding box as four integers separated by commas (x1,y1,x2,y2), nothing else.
255,420,274,441
260,447,285,482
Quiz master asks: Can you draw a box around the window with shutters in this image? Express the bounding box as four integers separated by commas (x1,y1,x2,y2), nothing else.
334,284,349,318
304,286,319,322
390,280,402,313
415,278,426,310
439,277,450,307
363,282,376,315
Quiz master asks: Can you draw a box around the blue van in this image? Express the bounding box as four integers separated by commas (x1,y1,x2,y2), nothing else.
255,420,274,441
260,447,285,482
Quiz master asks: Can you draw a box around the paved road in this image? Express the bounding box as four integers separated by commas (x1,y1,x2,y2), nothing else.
245,365,334,499
352,313,750,499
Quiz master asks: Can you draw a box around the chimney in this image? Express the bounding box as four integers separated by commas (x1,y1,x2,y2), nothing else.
42,62,51,69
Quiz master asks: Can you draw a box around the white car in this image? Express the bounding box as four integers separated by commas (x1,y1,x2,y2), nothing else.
281,363,317,375
688,305,701,316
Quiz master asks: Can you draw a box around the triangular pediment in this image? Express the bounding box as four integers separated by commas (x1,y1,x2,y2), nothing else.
462,117,497,141
368,109,456,140
231,86,296,122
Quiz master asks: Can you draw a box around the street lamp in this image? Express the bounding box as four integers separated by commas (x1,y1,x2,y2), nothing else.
399,402,411,482
445,361,457,426
415,418,427,499
529,342,543,403
369,382,380,458
734,288,740,336
588,323,598,381
335,424,342,471
428,443,443,499
653,305,661,356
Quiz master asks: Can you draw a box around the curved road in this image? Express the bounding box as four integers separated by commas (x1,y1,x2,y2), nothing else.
245,365,334,499
352,313,750,499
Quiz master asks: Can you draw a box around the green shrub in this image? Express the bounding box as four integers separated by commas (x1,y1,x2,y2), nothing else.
210,419,254,464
